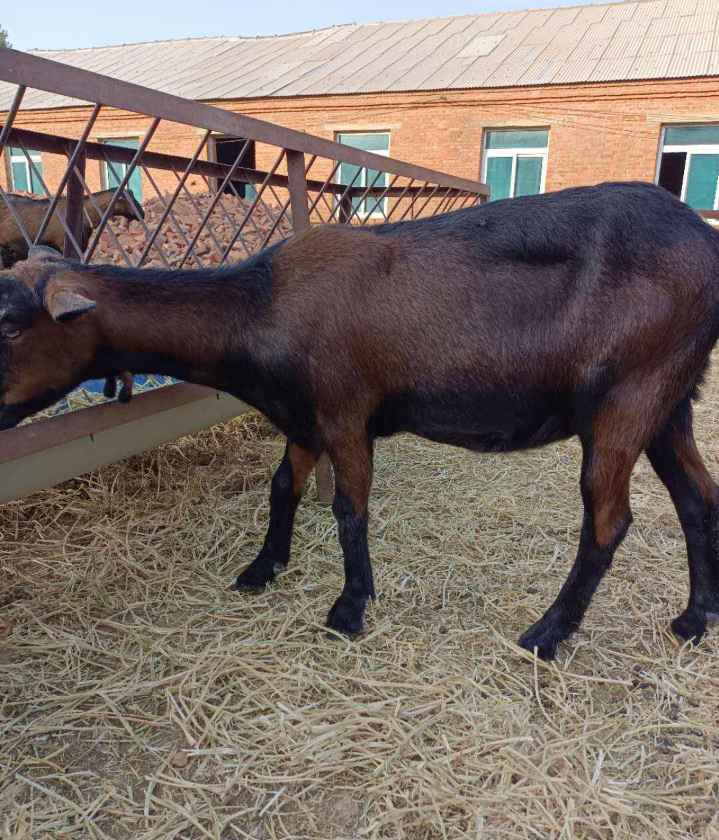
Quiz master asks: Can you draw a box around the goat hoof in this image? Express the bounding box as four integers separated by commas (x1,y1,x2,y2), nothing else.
231,565,274,592
231,554,288,592
671,609,707,643
518,620,569,661
326,595,365,637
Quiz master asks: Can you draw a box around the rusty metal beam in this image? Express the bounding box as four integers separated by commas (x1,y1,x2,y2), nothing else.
0,49,489,197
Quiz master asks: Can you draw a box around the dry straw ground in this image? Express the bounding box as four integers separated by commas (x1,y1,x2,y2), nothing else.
1,369,719,839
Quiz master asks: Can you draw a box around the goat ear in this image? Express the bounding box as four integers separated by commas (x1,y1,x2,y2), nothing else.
45,288,96,322
27,245,64,263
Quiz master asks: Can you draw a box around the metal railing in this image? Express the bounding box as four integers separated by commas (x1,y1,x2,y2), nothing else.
0,47,488,503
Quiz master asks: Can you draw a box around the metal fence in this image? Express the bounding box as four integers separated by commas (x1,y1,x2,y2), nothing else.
0,47,488,503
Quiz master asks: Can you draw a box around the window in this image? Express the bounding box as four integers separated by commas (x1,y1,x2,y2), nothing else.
9,147,43,193
212,136,256,200
336,132,390,218
482,129,549,201
100,137,142,202
657,125,719,210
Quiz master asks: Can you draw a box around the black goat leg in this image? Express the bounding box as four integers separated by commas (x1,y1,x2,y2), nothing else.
519,401,643,659
325,432,375,636
646,400,719,642
233,442,318,591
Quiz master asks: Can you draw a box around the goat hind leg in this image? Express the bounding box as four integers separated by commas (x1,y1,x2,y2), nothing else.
325,433,375,637
519,429,640,660
647,401,719,643
233,441,317,591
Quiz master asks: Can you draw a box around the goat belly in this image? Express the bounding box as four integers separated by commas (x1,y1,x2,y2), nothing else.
370,387,574,452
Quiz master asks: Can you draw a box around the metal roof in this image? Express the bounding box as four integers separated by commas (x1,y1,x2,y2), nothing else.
3,0,719,109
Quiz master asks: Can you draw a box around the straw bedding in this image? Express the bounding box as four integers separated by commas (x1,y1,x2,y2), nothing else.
1,369,719,838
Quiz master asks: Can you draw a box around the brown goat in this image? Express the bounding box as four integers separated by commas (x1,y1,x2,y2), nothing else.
0,188,142,268
1,181,718,662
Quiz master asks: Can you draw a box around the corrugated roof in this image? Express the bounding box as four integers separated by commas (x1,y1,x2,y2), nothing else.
3,0,719,110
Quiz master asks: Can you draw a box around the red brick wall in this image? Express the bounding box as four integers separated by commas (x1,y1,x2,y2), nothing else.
4,75,719,199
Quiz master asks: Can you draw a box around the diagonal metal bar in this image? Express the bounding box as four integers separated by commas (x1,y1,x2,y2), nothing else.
126,166,172,268
263,181,294,232
307,160,341,219
142,166,204,269
33,103,101,245
397,181,432,223
0,88,39,250
14,138,86,257
345,166,388,226
137,129,212,267
258,198,292,251
441,190,465,215
433,186,456,216
314,192,333,223
0,85,26,156
200,174,253,260
0,182,33,249
85,117,160,263
216,149,287,266
98,155,170,267
317,190,334,220
383,178,416,223
327,164,364,224
170,166,229,262
207,174,275,260
178,137,254,263
72,164,134,267
362,177,396,224
457,191,476,210
412,183,442,220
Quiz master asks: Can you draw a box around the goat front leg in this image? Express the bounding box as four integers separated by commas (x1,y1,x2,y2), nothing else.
519,417,642,660
325,433,375,636
233,441,317,591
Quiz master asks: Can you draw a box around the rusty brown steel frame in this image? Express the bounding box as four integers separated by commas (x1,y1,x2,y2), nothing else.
0,48,488,503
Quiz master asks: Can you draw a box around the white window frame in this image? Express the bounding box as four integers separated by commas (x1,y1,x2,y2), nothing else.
335,131,390,220
482,131,549,199
657,125,719,210
9,147,42,193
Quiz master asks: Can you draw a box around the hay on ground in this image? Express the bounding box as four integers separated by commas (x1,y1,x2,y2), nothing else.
1,366,719,839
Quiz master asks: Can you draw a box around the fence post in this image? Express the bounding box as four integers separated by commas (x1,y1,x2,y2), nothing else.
64,145,86,259
286,149,335,505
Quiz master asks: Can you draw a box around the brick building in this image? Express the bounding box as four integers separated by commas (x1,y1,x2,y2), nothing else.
3,0,719,209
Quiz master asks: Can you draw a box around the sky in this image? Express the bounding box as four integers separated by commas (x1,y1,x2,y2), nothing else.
3,0,606,51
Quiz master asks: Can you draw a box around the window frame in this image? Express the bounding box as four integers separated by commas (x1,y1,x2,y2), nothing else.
481,128,549,200
657,124,719,210
99,136,143,200
8,147,43,194
335,130,391,220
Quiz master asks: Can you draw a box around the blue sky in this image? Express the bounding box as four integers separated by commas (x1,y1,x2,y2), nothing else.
4,0,605,51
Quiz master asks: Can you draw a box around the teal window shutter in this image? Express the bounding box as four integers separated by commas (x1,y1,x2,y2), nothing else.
486,156,512,201
684,153,719,210
515,156,543,197
102,138,142,202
